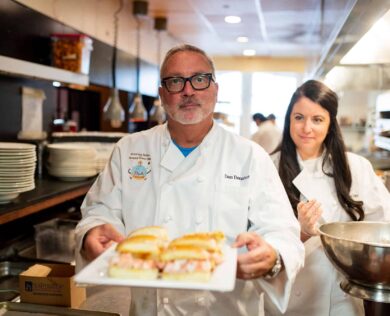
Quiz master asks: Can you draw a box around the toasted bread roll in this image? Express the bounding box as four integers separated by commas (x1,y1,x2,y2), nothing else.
116,235,162,256
129,225,169,241
169,235,219,252
183,231,225,245
161,245,210,262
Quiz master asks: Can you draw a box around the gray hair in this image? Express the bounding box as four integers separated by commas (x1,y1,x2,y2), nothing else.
160,44,216,80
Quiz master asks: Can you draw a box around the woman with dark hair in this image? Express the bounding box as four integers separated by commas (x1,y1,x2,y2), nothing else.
264,80,390,315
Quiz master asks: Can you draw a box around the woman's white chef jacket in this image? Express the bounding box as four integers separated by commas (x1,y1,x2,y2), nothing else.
265,151,390,316
75,122,304,316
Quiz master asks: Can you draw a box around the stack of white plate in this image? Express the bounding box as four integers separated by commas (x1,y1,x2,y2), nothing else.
94,143,115,172
46,143,98,181
0,142,36,204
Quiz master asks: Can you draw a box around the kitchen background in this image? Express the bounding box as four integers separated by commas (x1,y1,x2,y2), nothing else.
0,0,388,226
0,0,389,310
0,0,389,154
0,0,389,199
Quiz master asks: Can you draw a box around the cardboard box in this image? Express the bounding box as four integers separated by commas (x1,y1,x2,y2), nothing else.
19,263,86,307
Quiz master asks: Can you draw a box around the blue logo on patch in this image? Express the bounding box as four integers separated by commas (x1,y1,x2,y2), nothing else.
25,281,33,291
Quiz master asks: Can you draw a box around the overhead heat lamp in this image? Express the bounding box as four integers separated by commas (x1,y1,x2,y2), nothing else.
129,0,148,123
103,0,125,128
149,16,167,126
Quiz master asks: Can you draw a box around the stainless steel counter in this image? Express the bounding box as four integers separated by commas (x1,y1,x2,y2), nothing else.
80,286,132,315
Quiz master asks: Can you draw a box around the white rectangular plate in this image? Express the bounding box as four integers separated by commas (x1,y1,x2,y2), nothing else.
75,244,237,292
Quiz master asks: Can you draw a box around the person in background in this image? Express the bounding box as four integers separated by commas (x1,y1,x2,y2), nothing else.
251,112,282,153
267,113,277,124
75,44,304,316
265,79,390,315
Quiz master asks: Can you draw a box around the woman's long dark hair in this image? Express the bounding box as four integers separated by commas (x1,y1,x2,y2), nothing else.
276,80,364,221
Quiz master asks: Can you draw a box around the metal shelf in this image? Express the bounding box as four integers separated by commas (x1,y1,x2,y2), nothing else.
0,55,89,86
375,136,390,152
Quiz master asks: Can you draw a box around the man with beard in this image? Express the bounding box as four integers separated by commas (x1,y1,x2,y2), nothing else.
75,44,304,315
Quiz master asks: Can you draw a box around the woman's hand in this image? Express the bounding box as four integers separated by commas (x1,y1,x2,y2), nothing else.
297,200,323,237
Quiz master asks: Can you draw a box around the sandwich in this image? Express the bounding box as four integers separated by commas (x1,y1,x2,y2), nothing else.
169,231,225,267
107,227,225,282
108,235,163,279
160,245,213,282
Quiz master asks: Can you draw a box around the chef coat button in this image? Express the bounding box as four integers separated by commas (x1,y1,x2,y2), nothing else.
164,215,172,223
196,216,203,225
295,290,301,297
197,176,205,183
196,296,206,306
163,297,169,304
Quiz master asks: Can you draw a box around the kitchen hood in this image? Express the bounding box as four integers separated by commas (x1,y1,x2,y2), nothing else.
0,55,89,86
312,0,390,78
325,64,390,91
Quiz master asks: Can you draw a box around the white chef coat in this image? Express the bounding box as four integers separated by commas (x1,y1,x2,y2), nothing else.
251,120,282,154
75,122,304,316
265,151,390,316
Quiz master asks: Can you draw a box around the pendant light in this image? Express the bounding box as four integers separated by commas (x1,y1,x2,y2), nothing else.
129,0,148,123
149,16,167,125
149,97,166,125
103,0,125,128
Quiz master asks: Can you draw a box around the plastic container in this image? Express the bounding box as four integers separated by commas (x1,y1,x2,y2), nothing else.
34,218,78,263
51,34,93,74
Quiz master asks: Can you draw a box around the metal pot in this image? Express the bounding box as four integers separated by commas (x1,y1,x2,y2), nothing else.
319,221,390,303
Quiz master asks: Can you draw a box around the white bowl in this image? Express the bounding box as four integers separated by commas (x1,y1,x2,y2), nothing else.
0,151,36,157
0,170,35,176
0,176,34,183
0,180,34,188
0,184,35,193
0,192,20,204
0,142,36,150
0,156,36,162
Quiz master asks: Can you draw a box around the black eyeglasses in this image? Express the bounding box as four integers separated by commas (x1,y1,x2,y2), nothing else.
161,73,214,93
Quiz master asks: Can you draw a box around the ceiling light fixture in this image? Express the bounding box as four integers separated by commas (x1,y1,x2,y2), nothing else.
129,0,148,123
237,36,249,43
243,49,256,56
224,15,241,24
103,0,125,128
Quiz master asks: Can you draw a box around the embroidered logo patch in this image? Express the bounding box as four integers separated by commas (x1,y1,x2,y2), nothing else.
128,153,151,180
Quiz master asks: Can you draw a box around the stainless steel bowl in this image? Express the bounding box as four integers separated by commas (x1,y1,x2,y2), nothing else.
319,222,390,302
